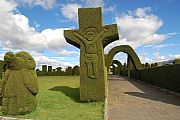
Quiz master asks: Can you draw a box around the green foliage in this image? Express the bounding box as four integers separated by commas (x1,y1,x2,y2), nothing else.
1,51,38,115
65,67,72,75
56,67,62,72
110,64,115,75
173,58,180,64
48,66,52,72
154,63,158,67
130,64,180,93
150,63,158,67
64,7,119,101
42,65,47,72
145,63,150,68
111,60,122,75
72,66,80,76
105,45,143,71
36,71,65,76
0,60,6,79
0,76,104,120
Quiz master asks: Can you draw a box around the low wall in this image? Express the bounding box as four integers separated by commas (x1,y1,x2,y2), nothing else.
129,64,180,93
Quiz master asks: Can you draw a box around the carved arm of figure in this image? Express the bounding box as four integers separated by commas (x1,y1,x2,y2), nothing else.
94,27,108,41
74,32,88,45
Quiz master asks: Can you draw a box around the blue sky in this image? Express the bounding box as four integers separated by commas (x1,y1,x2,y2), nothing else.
0,0,180,70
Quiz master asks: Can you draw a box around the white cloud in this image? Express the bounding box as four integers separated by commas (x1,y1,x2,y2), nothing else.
82,0,102,8
29,51,74,69
60,1,115,22
105,7,175,53
60,3,81,21
104,6,115,12
0,49,75,69
144,43,180,49
0,0,76,68
0,0,17,13
0,0,69,52
58,49,79,56
17,0,56,9
138,50,180,64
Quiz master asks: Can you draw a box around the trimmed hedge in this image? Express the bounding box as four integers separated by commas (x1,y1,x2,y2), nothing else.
129,64,180,93
36,71,65,76
72,66,80,75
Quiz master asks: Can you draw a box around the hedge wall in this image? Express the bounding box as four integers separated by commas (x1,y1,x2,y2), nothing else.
36,71,65,76
129,64,180,93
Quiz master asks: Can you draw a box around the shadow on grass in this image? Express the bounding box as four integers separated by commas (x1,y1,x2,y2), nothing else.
49,86,84,103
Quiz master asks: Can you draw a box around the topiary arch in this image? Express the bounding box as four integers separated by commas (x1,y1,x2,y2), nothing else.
111,60,122,75
106,45,143,70
112,60,122,67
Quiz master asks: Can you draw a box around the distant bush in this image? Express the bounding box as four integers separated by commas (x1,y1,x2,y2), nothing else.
173,58,180,64
72,66,80,76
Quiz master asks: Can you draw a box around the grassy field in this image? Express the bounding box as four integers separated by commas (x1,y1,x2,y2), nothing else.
0,76,104,120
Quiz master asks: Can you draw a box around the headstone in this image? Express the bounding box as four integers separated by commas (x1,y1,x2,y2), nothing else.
48,66,52,72
64,7,119,101
42,65,47,72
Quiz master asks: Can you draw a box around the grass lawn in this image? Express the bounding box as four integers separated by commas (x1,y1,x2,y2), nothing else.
0,76,104,120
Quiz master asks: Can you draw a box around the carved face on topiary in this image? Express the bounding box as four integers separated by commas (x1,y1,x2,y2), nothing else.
4,51,36,70
84,28,98,41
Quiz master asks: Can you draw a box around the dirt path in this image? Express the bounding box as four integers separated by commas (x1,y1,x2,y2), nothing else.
108,75,180,120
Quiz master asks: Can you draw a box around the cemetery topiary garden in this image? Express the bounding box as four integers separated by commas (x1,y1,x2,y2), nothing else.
0,6,179,120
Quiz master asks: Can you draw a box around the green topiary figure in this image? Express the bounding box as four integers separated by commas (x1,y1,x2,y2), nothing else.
173,58,180,64
56,67,62,72
48,66,52,72
64,7,119,101
1,51,38,115
65,66,72,75
0,60,6,79
110,64,116,75
154,63,158,67
72,65,80,76
42,65,47,72
0,60,7,106
112,60,122,75
145,63,150,68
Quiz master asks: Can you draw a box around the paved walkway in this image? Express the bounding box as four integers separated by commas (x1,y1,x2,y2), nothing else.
108,75,180,120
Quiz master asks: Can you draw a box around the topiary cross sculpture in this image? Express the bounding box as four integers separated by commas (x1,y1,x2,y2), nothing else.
64,7,119,101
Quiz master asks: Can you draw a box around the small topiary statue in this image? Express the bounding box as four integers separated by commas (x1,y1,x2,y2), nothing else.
72,65,80,76
173,58,180,64
1,51,38,115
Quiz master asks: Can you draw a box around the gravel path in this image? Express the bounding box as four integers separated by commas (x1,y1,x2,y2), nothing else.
108,75,180,120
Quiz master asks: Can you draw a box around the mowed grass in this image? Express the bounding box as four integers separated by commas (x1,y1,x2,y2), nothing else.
0,76,104,120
